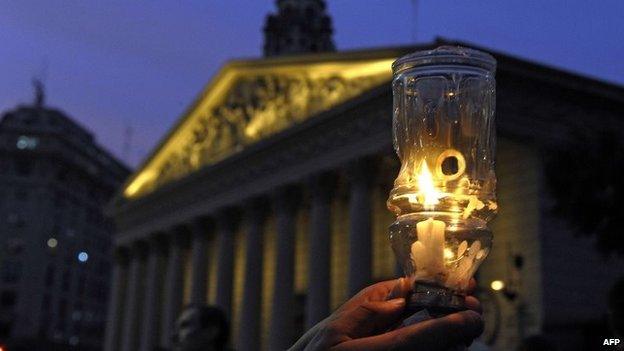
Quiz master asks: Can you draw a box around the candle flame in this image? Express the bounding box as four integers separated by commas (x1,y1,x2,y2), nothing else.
418,161,440,210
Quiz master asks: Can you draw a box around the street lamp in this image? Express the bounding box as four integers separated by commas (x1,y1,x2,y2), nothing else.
388,46,498,315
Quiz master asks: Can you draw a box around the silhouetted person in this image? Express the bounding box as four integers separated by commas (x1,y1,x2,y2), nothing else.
516,334,557,351
172,304,230,351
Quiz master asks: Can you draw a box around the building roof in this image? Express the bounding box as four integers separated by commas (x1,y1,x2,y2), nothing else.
1,104,130,178
118,38,624,202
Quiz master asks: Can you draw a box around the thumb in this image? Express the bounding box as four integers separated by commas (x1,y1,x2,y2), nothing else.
340,297,406,337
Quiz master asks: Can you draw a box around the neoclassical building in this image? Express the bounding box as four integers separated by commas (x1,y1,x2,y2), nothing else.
104,39,624,351
105,3,624,351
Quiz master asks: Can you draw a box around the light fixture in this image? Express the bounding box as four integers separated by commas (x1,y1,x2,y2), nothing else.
77,251,89,263
490,280,505,291
388,46,498,315
47,238,58,248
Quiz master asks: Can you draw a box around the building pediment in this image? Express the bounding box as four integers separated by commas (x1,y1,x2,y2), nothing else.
123,51,397,198
121,39,624,200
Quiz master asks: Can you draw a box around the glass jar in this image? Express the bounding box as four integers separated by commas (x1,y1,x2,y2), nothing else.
388,46,498,313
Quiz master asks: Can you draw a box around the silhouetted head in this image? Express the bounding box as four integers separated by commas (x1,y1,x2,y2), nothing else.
173,304,229,351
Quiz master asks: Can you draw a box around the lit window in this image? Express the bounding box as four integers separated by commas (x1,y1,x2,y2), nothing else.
16,135,38,150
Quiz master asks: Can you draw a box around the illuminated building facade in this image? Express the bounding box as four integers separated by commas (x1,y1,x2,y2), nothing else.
105,39,624,351
0,92,129,349
106,2,624,350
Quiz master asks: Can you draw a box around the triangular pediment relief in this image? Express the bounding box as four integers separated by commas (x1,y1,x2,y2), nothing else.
124,54,395,198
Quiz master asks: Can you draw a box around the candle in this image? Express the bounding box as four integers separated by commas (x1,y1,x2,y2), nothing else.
411,217,487,290
412,218,446,281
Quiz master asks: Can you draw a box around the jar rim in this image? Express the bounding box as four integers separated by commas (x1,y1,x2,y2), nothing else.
392,46,496,75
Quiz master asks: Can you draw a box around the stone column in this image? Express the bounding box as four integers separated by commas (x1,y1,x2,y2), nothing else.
103,247,128,351
189,218,210,304
215,210,237,318
139,235,166,351
269,186,299,351
120,243,146,351
161,231,186,348
238,199,267,351
347,159,374,297
306,173,334,329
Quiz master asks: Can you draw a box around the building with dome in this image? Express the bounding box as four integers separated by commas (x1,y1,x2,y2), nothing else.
105,1,624,350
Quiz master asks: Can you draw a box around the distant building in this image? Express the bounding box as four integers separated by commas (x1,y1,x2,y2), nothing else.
0,87,129,349
106,2,624,351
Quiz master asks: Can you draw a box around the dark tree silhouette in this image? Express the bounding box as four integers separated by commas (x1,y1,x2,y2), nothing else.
544,127,624,256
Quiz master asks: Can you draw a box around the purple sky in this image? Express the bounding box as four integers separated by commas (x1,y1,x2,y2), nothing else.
1,0,623,168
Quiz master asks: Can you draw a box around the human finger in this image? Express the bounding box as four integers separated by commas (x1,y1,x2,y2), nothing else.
332,310,484,351
338,279,409,314
334,298,406,337
386,277,412,300
467,278,477,295
465,295,482,314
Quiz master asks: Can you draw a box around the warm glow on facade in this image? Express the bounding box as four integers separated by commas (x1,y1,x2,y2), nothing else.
123,55,395,198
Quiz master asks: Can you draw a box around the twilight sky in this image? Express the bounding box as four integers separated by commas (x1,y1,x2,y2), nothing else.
1,0,622,168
